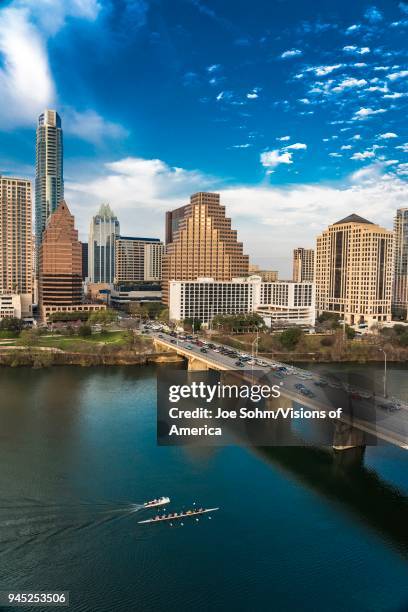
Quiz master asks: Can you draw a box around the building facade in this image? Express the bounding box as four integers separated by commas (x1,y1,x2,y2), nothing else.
110,283,162,309
163,192,249,304
88,204,120,283
35,110,64,264
115,237,164,283
293,247,315,282
81,242,88,281
168,276,315,327
392,208,408,319
0,176,33,317
39,201,82,320
315,214,393,326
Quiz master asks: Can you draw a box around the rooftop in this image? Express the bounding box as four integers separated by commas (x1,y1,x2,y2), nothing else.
334,214,374,225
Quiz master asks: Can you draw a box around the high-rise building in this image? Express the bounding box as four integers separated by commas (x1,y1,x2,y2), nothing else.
392,208,408,319
39,201,82,319
35,109,64,264
0,176,33,317
162,192,249,304
81,242,88,281
115,236,164,283
88,204,120,283
315,214,393,326
293,247,315,282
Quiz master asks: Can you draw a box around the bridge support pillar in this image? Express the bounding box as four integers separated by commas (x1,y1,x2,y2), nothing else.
187,356,209,371
332,420,365,451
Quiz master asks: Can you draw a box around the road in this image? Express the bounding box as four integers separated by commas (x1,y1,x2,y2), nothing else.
147,326,408,450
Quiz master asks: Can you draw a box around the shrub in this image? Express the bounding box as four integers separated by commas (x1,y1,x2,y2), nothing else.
78,324,92,338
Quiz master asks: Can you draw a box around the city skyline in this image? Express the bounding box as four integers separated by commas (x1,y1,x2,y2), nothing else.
0,0,407,275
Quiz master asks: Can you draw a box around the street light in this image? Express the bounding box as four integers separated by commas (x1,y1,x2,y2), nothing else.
378,348,387,398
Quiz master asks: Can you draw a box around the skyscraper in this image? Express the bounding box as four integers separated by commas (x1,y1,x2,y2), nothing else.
115,236,164,283
392,208,408,319
88,204,120,283
293,247,315,282
39,201,82,320
315,214,393,326
162,192,249,304
35,109,64,263
0,176,33,316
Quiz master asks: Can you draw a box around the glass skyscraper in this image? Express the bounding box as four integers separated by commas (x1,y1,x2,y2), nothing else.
35,109,64,268
392,208,408,319
88,204,120,283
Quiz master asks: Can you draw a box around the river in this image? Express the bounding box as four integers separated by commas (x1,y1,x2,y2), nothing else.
0,365,407,612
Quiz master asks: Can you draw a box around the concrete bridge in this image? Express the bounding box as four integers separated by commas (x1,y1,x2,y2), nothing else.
152,332,408,452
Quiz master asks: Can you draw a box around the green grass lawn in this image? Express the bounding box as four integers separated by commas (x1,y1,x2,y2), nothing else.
15,331,128,352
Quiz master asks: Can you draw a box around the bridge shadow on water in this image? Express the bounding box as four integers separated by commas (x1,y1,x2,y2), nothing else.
254,443,408,559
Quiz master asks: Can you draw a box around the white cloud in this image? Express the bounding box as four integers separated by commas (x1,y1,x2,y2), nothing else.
260,150,293,168
0,6,55,128
63,108,128,144
364,6,383,23
277,136,290,141
352,134,362,140
396,143,408,152
307,64,343,76
65,155,408,276
332,77,367,92
353,107,387,119
341,145,352,150
284,142,307,150
0,0,119,136
329,152,342,158
207,64,221,72
231,143,251,149
298,98,311,104
400,2,408,14
351,150,376,160
281,49,302,58
387,70,408,80
374,66,388,71
343,45,370,54
383,92,407,98
353,62,367,68
345,24,360,33
378,132,398,139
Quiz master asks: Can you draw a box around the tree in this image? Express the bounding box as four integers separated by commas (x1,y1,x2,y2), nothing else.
78,324,92,338
345,325,355,340
399,332,408,347
279,327,303,350
89,309,118,327
19,329,40,347
0,317,23,332
393,324,407,336
128,302,149,318
158,307,169,323
183,317,202,332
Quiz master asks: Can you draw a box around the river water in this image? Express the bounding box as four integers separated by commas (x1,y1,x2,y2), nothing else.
0,365,407,612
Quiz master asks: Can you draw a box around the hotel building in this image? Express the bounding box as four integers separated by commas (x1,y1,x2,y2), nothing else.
392,208,408,319
35,110,64,265
115,237,164,283
168,276,315,328
0,176,33,317
163,192,249,304
293,247,315,282
88,204,120,283
315,214,393,326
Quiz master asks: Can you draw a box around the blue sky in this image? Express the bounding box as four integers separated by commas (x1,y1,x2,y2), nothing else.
0,0,407,274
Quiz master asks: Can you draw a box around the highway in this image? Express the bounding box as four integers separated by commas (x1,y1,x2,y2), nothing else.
146,325,408,450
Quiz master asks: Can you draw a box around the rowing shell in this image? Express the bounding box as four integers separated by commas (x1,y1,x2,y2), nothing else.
137,508,219,524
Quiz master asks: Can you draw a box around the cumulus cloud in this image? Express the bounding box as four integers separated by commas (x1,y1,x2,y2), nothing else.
353,107,387,119
387,70,408,80
351,150,376,160
332,77,367,92
260,150,293,168
378,132,398,139
281,49,302,58
343,45,370,54
277,136,290,141
65,155,408,275
307,64,343,76
284,142,307,150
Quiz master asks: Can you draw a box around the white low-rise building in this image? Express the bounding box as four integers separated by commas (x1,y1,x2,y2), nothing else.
0,294,22,319
169,276,315,327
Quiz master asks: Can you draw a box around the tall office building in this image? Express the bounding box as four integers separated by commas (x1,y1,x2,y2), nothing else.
115,237,164,283
39,201,82,319
162,192,249,304
392,208,408,319
81,242,88,281
88,204,120,283
35,109,64,263
315,214,393,326
0,176,33,316
293,247,315,282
